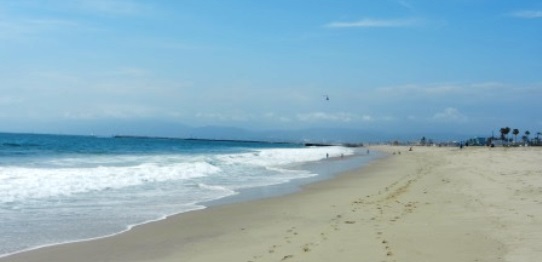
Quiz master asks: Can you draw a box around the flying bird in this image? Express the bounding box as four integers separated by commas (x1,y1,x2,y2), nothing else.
323,95,330,101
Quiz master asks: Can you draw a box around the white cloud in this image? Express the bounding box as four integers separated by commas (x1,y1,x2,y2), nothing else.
382,116,396,121
0,1,149,41
377,83,460,95
264,112,292,122
62,104,159,120
432,107,468,122
195,112,250,122
398,0,415,11
109,67,152,77
0,96,23,106
0,17,82,40
32,71,82,84
361,115,373,121
509,10,542,19
325,18,420,28
376,82,513,98
0,0,150,41
74,0,149,16
297,112,357,122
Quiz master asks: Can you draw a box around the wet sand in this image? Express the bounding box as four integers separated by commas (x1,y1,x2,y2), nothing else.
3,145,541,262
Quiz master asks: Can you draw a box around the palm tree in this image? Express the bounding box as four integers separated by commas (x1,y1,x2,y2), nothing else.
525,131,531,145
512,128,519,144
500,127,511,145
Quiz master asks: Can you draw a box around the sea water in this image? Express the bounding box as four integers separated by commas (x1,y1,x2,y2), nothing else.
0,133,377,257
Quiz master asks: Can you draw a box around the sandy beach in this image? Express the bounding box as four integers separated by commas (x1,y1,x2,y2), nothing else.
2,145,541,262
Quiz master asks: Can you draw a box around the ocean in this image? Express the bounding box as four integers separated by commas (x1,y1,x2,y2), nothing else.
0,132,378,257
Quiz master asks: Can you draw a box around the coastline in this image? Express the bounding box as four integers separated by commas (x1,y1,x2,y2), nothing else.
0,148,379,259
3,145,541,261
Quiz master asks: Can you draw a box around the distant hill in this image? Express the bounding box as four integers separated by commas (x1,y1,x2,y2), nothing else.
14,119,477,144
174,126,474,144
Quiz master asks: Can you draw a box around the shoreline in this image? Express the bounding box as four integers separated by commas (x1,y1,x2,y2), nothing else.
3,145,541,261
202,150,383,208
0,148,380,260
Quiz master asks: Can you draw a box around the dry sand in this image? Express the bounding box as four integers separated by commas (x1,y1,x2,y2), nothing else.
2,145,541,262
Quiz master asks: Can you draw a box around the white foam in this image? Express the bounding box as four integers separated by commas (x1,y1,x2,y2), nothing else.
0,146,355,204
197,183,237,195
217,146,354,167
0,161,221,203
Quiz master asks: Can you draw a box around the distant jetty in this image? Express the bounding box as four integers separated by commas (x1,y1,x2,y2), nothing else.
304,142,364,147
113,135,363,147
304,143,335,147
113,135,294,145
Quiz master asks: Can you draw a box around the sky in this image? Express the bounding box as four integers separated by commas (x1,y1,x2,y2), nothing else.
1,0,541,139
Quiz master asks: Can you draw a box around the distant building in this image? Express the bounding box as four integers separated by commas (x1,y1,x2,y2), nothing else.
466,137,487,146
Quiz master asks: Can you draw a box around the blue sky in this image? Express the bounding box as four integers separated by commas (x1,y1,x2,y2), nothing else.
1,0,541,138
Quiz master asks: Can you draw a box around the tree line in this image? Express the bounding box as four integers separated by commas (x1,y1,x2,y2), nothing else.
495,127,541,146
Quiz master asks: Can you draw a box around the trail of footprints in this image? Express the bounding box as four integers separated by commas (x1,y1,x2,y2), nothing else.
248,161,432,261
376,231,394,259
349,165,429,260
248,225,318,262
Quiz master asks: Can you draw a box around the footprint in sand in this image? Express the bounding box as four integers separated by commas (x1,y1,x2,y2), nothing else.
376,232,394,258
286,227,298,236
281,255,294,261
268,244,280,254
302,242,317,253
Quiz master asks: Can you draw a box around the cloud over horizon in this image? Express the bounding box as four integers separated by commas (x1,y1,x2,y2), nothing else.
509,10,542,19
432,107,468,122
325,18,421,28
1,1,541,138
